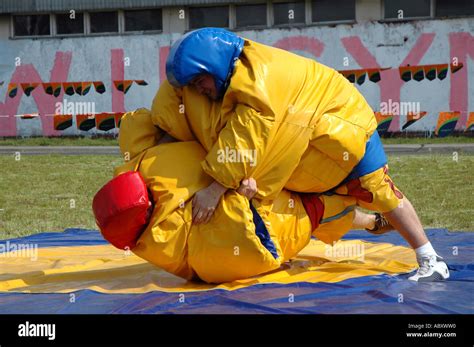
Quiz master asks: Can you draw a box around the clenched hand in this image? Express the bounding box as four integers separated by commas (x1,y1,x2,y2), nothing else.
192,181,228,224
237,178,258,199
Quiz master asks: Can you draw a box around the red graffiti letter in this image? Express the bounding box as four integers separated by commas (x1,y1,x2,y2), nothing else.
273,36,325,58
449,32,474,129
341,34,435,132
111,49,125,113
0,51,72,136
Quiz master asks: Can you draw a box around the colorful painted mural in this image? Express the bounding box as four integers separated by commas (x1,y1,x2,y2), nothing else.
0,18,472,137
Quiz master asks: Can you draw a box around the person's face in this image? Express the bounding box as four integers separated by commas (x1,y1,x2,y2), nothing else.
190,74,218,100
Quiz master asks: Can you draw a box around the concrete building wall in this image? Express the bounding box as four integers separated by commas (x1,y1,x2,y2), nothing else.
163,7,187,33
0,16,473,136
356,0,381,21
0,15,10,39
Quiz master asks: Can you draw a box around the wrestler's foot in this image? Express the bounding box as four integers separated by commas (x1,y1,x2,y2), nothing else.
408,255,450,282
366,213,393,235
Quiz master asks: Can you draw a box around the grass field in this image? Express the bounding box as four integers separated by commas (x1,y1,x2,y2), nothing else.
0,153,472,239
0,135,473,146
382,136,474,144
0,137,118,146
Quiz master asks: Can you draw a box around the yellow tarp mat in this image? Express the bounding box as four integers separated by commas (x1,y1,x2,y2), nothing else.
0,239,417,294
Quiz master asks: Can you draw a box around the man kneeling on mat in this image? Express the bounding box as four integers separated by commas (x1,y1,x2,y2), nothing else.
160,28,449,282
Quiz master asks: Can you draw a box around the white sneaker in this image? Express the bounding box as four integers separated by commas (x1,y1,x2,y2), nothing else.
408,255,450,282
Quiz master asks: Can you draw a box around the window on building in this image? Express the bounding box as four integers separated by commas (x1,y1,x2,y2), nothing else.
90,11,118,33
312,0,355,22
189,6,229,29
13,14,50,36
124,9,162,31
384,0,431,19
236,4,267,28
56,12,84,35
274,1,305,25
436,0,474,17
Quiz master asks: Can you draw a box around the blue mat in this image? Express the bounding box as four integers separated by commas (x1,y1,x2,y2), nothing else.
0,228,473,314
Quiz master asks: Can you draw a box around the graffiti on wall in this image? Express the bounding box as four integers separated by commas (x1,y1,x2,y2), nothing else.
0,18,473,137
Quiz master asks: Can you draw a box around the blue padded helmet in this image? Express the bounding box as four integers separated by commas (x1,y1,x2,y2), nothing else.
166,28,245,97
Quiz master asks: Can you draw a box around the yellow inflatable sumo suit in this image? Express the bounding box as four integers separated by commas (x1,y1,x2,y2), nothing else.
157,28,378,200
111,108,356,283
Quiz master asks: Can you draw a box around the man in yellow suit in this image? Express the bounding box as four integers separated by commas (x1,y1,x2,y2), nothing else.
93,108,379,283
161,28,449,282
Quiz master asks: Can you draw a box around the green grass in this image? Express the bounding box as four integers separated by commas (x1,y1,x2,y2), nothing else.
0,135,473,146
0,154,123,239
0,137,118,146
386,154,474,231
0,154,472,239
381,136,474,144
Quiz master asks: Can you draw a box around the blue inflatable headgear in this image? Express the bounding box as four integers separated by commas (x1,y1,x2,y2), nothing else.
166,28,245,97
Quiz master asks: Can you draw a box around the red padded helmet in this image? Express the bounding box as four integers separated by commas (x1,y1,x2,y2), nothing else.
92,171,152,250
